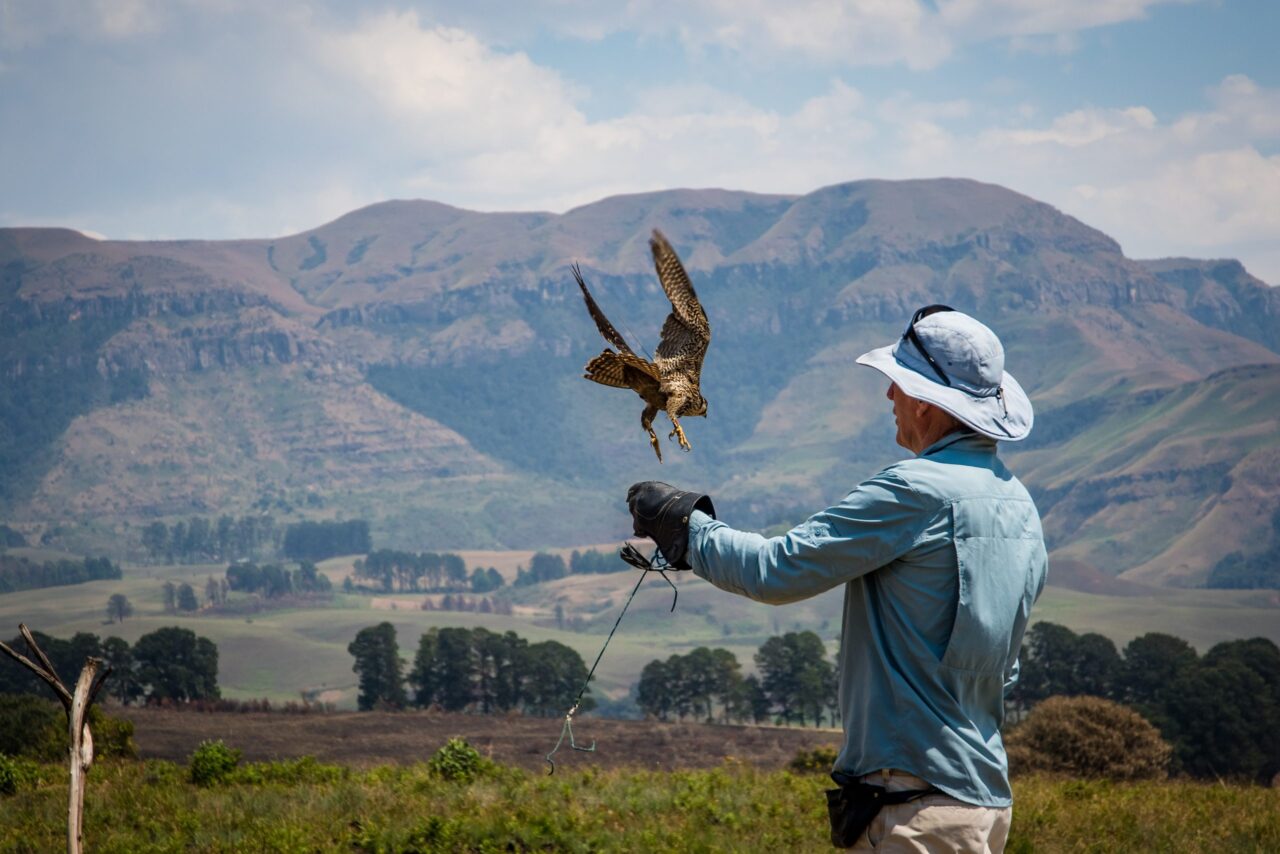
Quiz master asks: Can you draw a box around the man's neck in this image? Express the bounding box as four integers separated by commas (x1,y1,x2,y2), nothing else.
909,415,965,455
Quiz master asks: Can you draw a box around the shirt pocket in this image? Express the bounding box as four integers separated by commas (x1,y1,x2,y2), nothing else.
940,502,1038,675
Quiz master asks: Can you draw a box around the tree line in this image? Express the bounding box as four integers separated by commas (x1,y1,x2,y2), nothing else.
283,520,371,562
637,631,837,726
140,516,374,565
347,623,592,716
141,514,279,563
0,555,120,595
226,560,332,599
350,549,469,592
422,594,513,615
512,548,627,587
0,627,220,705
1008,622,1280,782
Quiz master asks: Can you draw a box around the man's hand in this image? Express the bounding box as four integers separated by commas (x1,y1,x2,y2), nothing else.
626,481,715,570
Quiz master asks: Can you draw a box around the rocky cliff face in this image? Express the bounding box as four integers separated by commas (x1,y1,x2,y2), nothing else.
1,178,1277,582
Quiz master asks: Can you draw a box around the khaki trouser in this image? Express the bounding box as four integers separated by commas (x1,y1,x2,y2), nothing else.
845,769,1012,853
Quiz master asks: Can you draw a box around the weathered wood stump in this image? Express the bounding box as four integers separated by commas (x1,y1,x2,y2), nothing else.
0,623,111,854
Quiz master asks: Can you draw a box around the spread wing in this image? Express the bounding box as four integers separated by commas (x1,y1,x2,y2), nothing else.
573,264,635,356
584,349,660,387
649,230,710,364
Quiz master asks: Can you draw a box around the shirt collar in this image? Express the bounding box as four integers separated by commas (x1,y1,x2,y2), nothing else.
918,428,994,458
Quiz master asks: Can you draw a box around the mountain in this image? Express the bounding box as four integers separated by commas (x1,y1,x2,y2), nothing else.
2,178,1278,587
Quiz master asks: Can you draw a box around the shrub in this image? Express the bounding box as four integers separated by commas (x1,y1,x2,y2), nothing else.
426,737,494,783
0,696,135,761
0,695,61,759
0,753,21,795
189,739,242,786
86,706,137,759
789,745,839,774
1006,695,1171,780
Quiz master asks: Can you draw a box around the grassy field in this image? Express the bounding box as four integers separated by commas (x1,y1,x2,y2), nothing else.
1,550,1277,708
1,757,1277,853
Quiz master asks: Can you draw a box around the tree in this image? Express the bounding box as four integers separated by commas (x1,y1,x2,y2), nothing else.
520,640,592,716
176,583,199,612
755,631,834,726
516,552,566,586
470,566,503,593
0,630,90,695
141,522,168,560
348,622,406,710
442,553,468,587
105,593,134,624
637,658,673,720
1117,632,1197,720
162,581,177,613
205,576,220,606
1160,639,1280,781
100,636,142,705
1011,622,1121,711
133,627,220,701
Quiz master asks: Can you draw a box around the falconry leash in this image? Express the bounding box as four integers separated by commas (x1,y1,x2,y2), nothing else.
544,543,678,774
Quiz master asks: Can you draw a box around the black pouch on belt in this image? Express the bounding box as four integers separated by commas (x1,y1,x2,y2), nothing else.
825,774,940,848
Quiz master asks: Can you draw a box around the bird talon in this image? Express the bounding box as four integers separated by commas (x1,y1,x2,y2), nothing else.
670,423,692,452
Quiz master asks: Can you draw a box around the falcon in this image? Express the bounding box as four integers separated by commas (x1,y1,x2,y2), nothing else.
574,229,710,462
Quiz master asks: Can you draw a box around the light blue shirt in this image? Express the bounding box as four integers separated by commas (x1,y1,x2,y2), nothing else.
688,431,1047,807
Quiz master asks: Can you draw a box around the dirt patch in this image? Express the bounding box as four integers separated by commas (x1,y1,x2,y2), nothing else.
115,708,841,773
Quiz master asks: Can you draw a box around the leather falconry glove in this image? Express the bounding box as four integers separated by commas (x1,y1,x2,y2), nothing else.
626,481,716,570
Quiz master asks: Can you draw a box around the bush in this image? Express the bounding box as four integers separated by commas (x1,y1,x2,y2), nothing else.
86,706,137,759
789,745,839,774
189,739,242,786
426,737,494,783
0,695,61,759
0,696,135,761
1006,695,1171,780
0,753,22,795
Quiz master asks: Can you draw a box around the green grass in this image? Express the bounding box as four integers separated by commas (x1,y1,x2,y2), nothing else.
1,760,1276,853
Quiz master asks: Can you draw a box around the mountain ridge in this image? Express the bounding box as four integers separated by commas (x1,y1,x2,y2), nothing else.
1,178,1277,587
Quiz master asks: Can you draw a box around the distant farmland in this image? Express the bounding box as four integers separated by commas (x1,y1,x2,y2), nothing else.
1,548,1278,709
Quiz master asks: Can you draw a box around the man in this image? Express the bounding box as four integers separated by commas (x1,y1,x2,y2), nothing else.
628,306,1047,852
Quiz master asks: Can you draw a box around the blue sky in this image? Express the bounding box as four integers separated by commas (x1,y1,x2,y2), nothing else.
2,0,1277,282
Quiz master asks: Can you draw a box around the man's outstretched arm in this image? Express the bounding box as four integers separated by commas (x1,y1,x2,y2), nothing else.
685,470,934,605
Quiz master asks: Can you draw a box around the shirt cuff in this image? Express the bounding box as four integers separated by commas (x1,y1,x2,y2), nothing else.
687,509,717,574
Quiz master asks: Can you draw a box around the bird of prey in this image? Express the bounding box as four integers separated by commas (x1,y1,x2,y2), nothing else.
574,229,710,462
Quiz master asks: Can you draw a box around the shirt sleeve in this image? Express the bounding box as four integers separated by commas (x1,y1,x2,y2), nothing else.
686,469,934,605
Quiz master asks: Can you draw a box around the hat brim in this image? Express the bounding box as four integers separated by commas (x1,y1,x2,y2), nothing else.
856,345,1034,442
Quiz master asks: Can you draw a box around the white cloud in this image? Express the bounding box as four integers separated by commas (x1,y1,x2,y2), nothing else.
316,10,584,155
0,0,169,48
1000,106,1157,147
477,0,1195,69
3,4,1276,285
923,77,1280,281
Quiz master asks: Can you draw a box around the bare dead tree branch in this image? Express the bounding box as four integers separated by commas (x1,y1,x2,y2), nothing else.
21,624,69,701
0,636,73,708
2,624,107,854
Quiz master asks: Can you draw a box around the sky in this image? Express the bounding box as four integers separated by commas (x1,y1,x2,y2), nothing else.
1,0,1278,283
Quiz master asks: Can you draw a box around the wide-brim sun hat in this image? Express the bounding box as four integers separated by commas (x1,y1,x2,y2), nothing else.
856,306,1033,442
